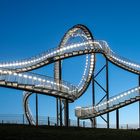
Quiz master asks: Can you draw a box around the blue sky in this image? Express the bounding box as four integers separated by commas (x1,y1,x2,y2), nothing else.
0,0,140,127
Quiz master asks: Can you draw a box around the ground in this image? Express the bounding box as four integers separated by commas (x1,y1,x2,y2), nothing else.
0,124,140,140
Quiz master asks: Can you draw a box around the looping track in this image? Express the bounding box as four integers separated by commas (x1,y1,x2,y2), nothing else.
0,24,140,124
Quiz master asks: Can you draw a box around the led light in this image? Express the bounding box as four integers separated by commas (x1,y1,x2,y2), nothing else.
28,76,32,79
23,75,28,78
131,89,134,93
120,94,124,97
33,77,37,80
37,78,42,81
113,97,117,100
117,96,120,99
19,74,22,77
42,79,46,82
8,71,12,75
124,93,127,96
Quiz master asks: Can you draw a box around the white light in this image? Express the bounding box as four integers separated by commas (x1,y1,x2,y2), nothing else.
131,89,134,93
28,76,32,79
8,71,12,75
33,77,37,80
135,88,138,91
124,93,127,96
38,78,42,81
120,94,124,97
23,75,28,78
19,74,22,77
113,97,117,100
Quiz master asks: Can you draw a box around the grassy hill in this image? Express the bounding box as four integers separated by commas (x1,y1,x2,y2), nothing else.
0,124,140,140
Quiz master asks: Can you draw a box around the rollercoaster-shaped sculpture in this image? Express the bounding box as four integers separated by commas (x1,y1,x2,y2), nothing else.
0,24,140,125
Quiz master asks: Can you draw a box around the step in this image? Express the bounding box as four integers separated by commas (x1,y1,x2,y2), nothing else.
25,85,33,89
136,96,140,100
64,53,69,57
6,82,13,86
125,100,131,104
60,55,65,59
130,98,136,102
12,82,18,87
68,52,73,57
78,50,84,54
119,102,126,106
18,84,26,88
72,51,78,55
0,80,5,85
54,56,60,60
84,49,89,53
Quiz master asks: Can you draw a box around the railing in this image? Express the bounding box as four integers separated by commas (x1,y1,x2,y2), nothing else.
0,114,139,129
0,69,77,100
0,114,89,127
75,87,140,118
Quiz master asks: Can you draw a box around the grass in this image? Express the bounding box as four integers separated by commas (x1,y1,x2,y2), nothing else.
0,124,140,140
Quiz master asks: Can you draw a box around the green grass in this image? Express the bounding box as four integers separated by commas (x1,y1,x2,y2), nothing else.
0,124,140,140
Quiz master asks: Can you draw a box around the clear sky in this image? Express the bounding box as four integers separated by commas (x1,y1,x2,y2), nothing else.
0,0,140,127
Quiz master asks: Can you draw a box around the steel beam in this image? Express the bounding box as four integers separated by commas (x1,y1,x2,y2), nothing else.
116,109,119,129
56,98,59,126
77,118,80,127
55,60,63,126
106,59,109,129
36,93,38,127
138,75,140,128
64,99,69,127
91,77,96,128
59,99,63,126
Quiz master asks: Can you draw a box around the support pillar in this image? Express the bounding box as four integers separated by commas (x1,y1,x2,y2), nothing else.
116,109,119,129
106,59,109,129
91,77,96,128
36,93,38,127
54,60,63,126
77,118,80,127
138,75,140,128
91,58,109,128
59,99,63,126
64,99,69,127
56,98,59,126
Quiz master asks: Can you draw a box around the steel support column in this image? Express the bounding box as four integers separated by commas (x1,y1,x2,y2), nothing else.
138,75,140,128
36,93,38,127
64,99,69,127
91,58,109,128
106,59,109,129
56,98,59,126
116,109,119,129
77,118,80,127
55,60,63,126
59,99,63,126
91,77,96,128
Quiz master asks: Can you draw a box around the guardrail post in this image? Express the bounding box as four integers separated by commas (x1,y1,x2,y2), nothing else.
83,121,85,127
48,116,50,126
23,114,24,124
